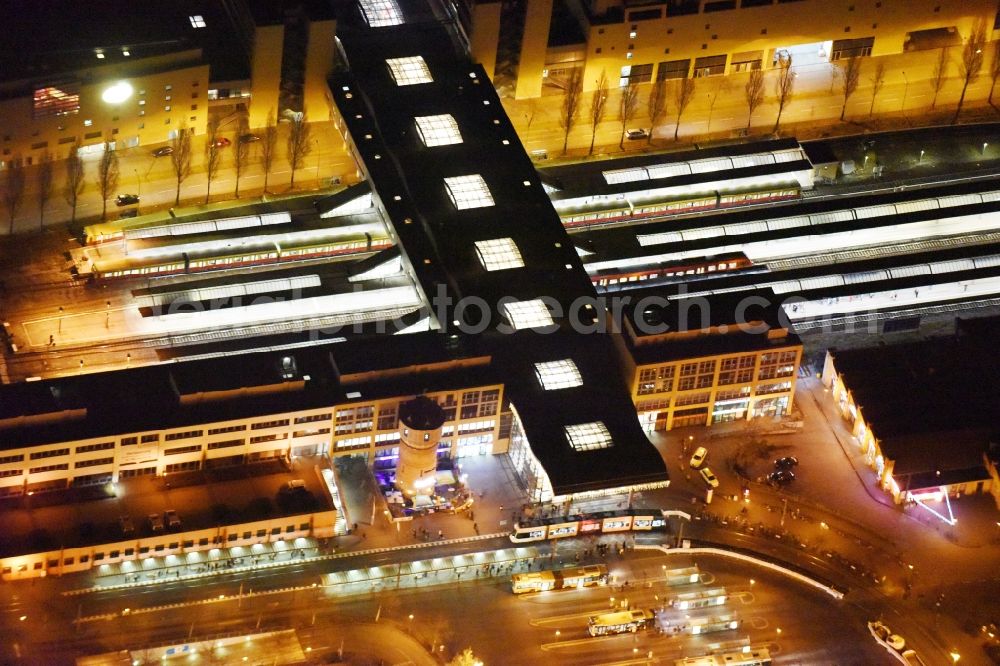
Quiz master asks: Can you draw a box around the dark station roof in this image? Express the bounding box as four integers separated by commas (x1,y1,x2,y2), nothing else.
830,315,1000,475
620,287,802,365
331,0,667,495
0,332,499,450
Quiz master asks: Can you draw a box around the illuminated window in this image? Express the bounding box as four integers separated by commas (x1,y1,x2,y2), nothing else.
189,15,206,28
414,114,462,146
534,359,583,390
444,174,493,209
474,237,523,271
386,56,433,86
32,85,81,119
502,299,554,330
359,0,404,27
565,422,613,451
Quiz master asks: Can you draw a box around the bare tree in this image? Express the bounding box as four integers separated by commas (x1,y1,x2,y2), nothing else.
989,41,1000,108
169,124,192,206
204,117,222,204
868,62,886,118
234,113,251,198
37,152,54,230
617,79,640,148
588,70,609,155
835,56,862,121
261,110,279,193
3,157,26,235
954,19,987,123
64,141,86,224
287,112,312,188
646,78,668,144
744,68,766,129
447,648,484,666
672,77,696,141
931,47,949,109
772,52,795,133
559,68,584,155
96,143,119,221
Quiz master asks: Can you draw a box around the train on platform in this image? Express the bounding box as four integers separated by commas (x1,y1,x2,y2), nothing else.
590,253,756,288
559,184,801,230
508,508,668,543
90,233,392,280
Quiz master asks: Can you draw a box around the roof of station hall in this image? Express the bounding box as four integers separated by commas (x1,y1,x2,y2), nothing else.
332,14,595,322
331,0,668,495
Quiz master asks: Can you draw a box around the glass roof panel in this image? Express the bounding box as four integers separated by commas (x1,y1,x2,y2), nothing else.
502,299,554,330
359,0,404,26
474,237,524,271
534,359,583,390
444,175,494,210
386,56,433,86
564,422,613,451
415,114,462,147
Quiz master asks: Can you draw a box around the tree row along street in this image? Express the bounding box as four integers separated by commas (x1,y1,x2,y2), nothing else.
5,40,1000,236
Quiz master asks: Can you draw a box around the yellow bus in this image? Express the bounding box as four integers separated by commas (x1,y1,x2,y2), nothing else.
587,609,655,636
511,564,608,594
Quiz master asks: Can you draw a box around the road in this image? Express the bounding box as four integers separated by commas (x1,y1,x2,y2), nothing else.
3,544,895,665
506,45,1000,159
3,119,363,235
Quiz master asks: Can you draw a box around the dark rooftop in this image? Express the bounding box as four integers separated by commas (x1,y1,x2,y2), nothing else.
619,287,801,365
0,0,252,86
830,315,1000,472
331,0,668,495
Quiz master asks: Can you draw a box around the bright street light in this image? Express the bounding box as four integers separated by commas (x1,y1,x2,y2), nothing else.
101,81,134,105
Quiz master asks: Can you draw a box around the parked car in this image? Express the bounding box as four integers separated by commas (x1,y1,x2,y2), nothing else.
119,515,135,535
239,133,261,143
625,128,648,140
212,136,231,148
284,479,307,492
148,513,164,532
152,146,173,157
119,208,139,219
773,456,799,470
164,509,181,529
689,446,708,469
699,467,719,488
115,194,140,206
767,469,795,486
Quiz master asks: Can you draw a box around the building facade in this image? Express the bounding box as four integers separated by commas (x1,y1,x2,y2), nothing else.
464,0,1000,97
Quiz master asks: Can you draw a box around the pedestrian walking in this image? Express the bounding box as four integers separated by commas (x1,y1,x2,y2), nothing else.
438,529,444,539
473,523,479,535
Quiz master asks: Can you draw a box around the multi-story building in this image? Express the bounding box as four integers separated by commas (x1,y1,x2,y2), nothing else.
0,0,335,167
620,288,801,431
458,0,1000,97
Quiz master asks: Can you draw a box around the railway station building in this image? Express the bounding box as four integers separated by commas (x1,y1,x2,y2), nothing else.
822,315,1000,513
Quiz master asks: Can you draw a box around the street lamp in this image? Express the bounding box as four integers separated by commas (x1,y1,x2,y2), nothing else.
983,142,989,155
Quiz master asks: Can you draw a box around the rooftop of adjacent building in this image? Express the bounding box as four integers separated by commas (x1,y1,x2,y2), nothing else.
0,331,500,449
0,456,332,559
830,314,1000,473
619,286,801,362
0,0,334,89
